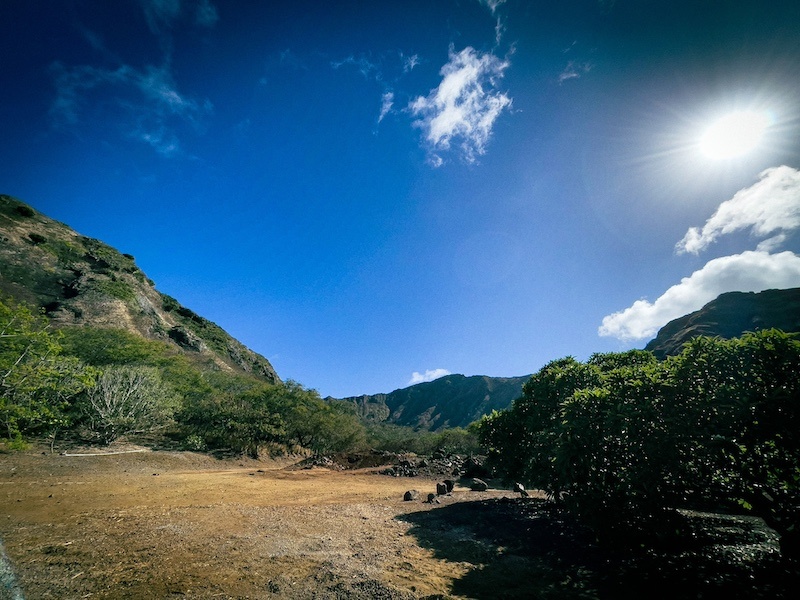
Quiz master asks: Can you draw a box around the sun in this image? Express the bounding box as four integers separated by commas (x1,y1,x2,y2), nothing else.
699,110,771,159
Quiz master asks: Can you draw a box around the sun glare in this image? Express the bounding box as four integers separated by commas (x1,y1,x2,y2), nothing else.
699,110,771,159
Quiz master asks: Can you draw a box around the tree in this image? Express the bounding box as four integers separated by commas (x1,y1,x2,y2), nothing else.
478,356,601,492
478,332,800,553
78,365,176,444
0,297,95,446
280,383,366,454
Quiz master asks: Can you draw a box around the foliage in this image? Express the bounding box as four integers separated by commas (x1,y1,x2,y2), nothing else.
89,278,136,302
177,377,367,458
58,326,211,400
478,332,800,546
366,422,482,455
77,365,177,444
0,297,96,444
14,204,36,217
282,392,367,454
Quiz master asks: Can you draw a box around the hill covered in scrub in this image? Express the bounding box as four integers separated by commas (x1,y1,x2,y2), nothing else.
335,373,531,431
0,194,278,383
645,288,800,359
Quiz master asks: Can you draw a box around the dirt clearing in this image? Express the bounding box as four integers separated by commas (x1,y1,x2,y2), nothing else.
0,446,522,599
1,445,798,599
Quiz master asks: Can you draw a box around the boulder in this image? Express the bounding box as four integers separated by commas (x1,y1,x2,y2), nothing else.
470,478,488,492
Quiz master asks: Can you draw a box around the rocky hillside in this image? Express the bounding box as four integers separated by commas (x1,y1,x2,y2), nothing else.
336,373,530,430
0,195,279,383
645,288,800,359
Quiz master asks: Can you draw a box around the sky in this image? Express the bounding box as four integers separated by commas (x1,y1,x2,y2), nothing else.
2,0,800,398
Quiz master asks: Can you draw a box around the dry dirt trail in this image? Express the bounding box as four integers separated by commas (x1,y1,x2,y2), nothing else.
0,446,534,600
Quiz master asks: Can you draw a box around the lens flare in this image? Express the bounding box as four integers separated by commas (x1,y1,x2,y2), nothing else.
699,110,771,159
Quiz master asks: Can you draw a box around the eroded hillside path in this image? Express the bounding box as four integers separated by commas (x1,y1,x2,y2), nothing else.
0,447,527,599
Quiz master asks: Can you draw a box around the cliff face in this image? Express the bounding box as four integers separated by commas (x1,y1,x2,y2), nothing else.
0,195,278,383
645,288,800,359
337,373,530,431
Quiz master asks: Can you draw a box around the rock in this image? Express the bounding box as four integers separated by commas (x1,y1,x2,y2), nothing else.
436,482,448,496
463,456,491,478
470,478,488,491
444,479,455,493
403,490,419,501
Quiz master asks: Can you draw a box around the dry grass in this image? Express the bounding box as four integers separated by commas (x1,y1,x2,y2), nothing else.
1,444,797,599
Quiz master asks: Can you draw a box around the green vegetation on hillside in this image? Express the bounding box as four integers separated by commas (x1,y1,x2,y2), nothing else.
0,297,96,447
0,297,367,455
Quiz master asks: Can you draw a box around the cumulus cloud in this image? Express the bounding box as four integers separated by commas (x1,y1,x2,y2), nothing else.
408,369,452,385
49,61,211,157
409,46,511,166
598,250,800,341
677,166,800,255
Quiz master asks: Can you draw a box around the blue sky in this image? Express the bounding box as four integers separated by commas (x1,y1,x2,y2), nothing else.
2,0,800,397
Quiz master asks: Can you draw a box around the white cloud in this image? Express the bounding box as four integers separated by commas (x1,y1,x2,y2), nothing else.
479,0,507,14
599,250,800,341
49,61,211,157
141,0,180,33
331,54,381,80
408,369,452,385
378,91,394,123
402,53,420,73
410,46,511,166
140,0,218,32
194,0,219,27
677,166,800,255
558,60,592,84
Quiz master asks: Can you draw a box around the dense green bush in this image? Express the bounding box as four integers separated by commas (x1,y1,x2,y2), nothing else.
0,297,96,446
14,204,36,217
366,422,482,455
479,331,800,548
177,377,367,458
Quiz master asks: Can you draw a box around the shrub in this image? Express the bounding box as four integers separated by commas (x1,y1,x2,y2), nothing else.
77,365,177,444
14,205,35,217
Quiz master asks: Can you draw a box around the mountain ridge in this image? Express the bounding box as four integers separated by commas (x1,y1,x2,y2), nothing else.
332,373,531,431
645,287,800,359
0,194,279,383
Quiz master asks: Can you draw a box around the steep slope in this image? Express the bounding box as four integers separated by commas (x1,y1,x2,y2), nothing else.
337,373,530,430
645,288,800,359
0,195,278,383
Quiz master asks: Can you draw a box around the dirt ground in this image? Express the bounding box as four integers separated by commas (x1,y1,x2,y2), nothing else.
1,444,798,600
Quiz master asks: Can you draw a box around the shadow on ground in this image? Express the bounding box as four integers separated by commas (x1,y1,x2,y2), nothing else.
399,497,800,600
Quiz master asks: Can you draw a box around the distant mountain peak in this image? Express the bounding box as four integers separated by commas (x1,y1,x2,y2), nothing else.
334,373,530,431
